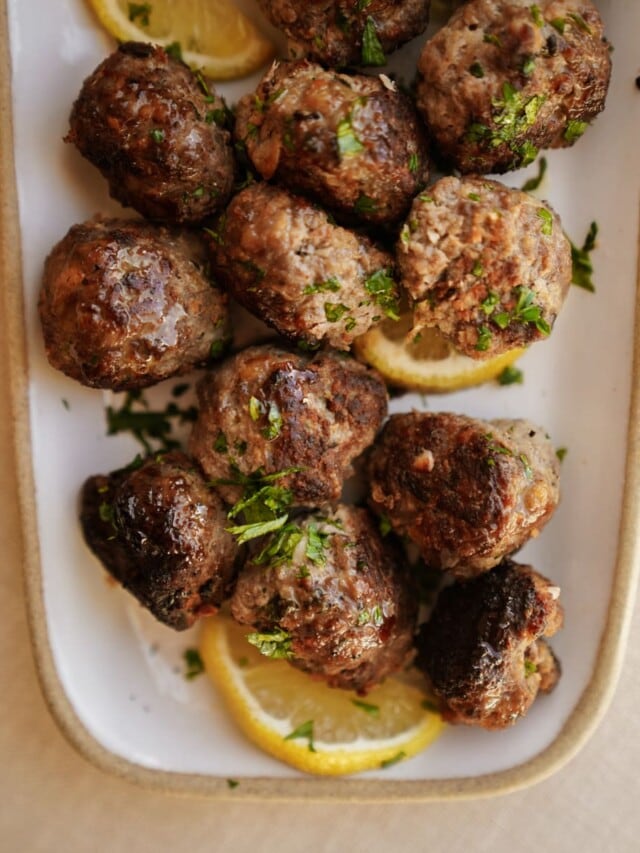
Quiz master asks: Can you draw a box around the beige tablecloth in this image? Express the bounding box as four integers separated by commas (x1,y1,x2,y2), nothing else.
1,336,639,852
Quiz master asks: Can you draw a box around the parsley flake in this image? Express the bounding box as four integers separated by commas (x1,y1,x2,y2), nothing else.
303,277,341,295
183,648,204,680
364,268,400,320
537,207,553,235
380,751,406,769
284,720,316,752
128,2,151,26
570,222,598,292
324,302,350,323
497,365,524,386
246,629,293,660
521,156,547,192
361,16,386,66
469,62,485,78
336,116,364,158
564,119,588,144
351,699,380,717
106,390,197,454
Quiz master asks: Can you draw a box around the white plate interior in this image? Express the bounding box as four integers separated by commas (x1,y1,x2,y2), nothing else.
8,0,640,782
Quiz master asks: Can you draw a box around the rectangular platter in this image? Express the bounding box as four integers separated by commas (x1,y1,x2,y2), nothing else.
3,0,640,799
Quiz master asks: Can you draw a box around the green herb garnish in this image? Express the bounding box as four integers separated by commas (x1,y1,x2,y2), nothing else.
537,207,553,235
149,128,164,143
380,751,406,769
324,302,350,322
106,390,197,453
354,194,378,215
183,648,204,680
128,2,151,26
351,699,380,717
361,16,386,66
564,119,588,144
475,325,492,351
497,365,524,386
165,41,183,62
469,62,485,78
336,116,364,158
247,629,294,660
521,156,547,192
284,720,316,752
556,447,568,462
531,5,544,27
364,269,400,320
303,277,341,295
570,221,598,292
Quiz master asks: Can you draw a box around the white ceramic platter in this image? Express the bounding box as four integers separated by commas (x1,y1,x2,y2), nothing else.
5,0,640,799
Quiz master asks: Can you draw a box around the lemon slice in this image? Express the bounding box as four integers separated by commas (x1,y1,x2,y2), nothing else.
353,313,525,393
86,0,275,80
200,614,443,776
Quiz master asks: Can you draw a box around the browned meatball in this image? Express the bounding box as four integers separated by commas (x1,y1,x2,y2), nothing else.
368,412,560,577
396,176,572,358
210,183,399,350
80,452,239,630
235,59,429,226
231,505,417,692
416,560,563,728
257,0,431,67
189,345,388,508
66,42,235,223
39,217,230,391
417,0,612,173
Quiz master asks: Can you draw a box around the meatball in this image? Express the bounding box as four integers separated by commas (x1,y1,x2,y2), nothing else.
257,0,431,67
235,59,429,226
210,183,399,349
416,560,563,728
417,0,612,173
189,345,388,508
368,412,560,576
39,217,230,391
231,505,417,692
397,176,572,358
80,452,239,630
66,42,235,223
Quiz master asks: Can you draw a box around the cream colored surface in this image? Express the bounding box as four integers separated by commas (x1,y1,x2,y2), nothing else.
1,340,639,849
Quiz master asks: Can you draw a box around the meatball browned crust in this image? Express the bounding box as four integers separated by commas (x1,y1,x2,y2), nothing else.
257,0,431,67
416,560,563,728
189,345,388,508
397,176,572,358
39,217,230,391
210,183,399,350
368,412,560,576
235,60,429,226
231,505,418,692
80,452,239,630
66,42,235,223
417,0,612,173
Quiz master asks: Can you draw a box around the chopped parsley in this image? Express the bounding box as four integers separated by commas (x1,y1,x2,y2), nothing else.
305,524,329,565
248,396,264,421
556,447,568,462
469,62,485,78
568,12,592,34
226,779,240,789
183,648,205,680
492,286,551,335
149,128,165,143
361,16,386,66
408,152,420,173
324,302,350,323
303,277,341,295
472,259,484,277
336,115,364,158
570,221,598,292
550,17,566,34
380,751,406,769
378,515,392,537
246,629,293,660
364,269,400,320
465,82,545,167
483,33,502,48
524,659,538,677
521,55,536,76
262,401,283,441
128,2,151,26
537,207,553,235
467,192,481,202
284,720,316,752
497,365,524,386
216,466,302,544
354,194,378,215
213,431,228,453
351,699,380,717
530,5,544,27
165,41,183,62
521,155,547,192
105,390,197,453
253,522,304,568
475,325,493,352
564,119,588,144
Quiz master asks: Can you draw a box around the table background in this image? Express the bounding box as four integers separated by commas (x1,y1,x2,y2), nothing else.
2,331,639,851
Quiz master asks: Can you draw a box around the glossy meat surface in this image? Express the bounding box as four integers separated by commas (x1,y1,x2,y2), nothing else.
417,560,563,727
67,42,235,223
368,412,560,576
39,217,230,391
80,452,238,630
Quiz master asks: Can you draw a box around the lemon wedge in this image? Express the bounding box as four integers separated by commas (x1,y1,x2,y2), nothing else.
200,614,443,776
353,313,525,393
86,0,275,80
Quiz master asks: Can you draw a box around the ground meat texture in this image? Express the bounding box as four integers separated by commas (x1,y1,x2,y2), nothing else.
416,560,563,728
189,345,388,508
368,412,560,577
416,0,612,173
210,183,398,349
397,176,571,358
39,217,230,391
66,42,235,223
80,452,239,631
257,0,431,67
231,505,417,692
234,60,429,227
